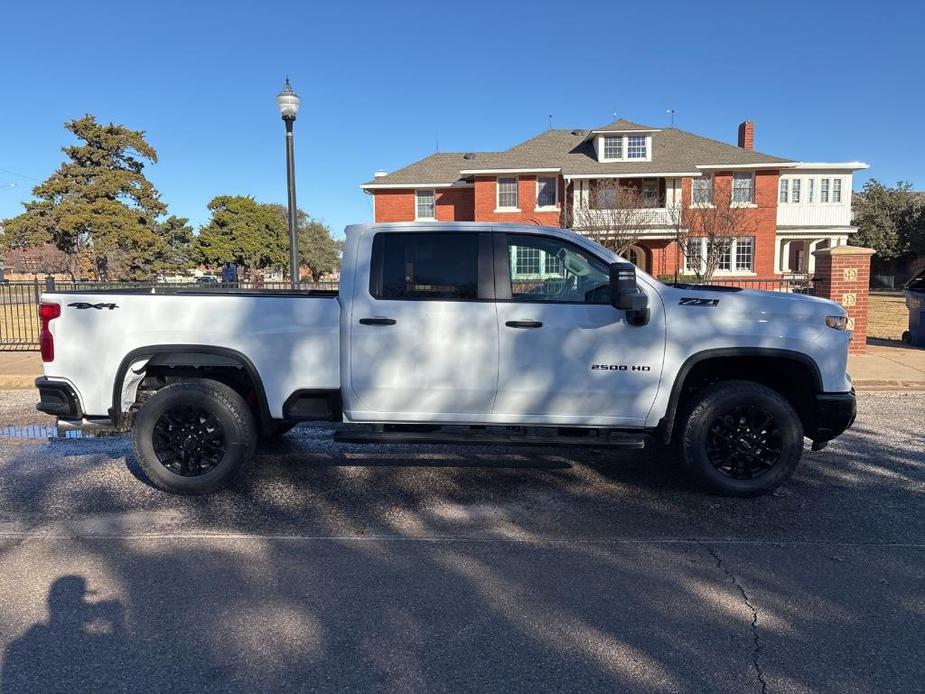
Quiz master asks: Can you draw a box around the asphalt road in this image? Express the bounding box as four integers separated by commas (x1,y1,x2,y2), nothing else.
0,390,922,693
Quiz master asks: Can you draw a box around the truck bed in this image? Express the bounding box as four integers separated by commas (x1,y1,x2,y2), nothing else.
41,290,341,419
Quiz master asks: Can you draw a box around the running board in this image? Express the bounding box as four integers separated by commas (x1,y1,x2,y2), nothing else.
334,429,647,448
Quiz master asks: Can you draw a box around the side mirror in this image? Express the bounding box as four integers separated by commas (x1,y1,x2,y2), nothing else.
609,261,650,326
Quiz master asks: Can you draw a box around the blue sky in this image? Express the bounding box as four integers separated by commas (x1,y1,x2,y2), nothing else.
1,0,922,237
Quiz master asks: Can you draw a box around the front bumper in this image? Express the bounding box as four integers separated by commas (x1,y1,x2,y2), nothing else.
811,389,857,443
35,377,82,419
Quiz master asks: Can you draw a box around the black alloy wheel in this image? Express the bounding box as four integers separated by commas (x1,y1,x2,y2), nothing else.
152,405,226,477
705,405,783,480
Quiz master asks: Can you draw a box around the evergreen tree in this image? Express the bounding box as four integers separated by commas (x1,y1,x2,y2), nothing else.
2,115,168,280
195,196,288,271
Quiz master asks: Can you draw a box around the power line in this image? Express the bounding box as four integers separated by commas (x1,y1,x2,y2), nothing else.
0,167,40,182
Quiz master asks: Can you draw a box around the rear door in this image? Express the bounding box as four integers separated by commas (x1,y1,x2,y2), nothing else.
347,230,499,420
492,232,664,426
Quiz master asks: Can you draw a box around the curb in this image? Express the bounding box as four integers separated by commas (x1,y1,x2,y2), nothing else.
852,380,925,392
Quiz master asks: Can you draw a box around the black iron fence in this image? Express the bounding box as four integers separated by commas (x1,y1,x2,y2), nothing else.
0,278,339,349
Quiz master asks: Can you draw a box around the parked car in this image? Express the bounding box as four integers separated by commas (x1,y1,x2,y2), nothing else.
35,223,856,496
195,275,220,286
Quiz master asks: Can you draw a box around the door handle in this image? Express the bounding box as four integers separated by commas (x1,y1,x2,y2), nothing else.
359,317,397,326
505,320,543,329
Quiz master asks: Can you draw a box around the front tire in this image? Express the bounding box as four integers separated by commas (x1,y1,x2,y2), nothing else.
132,380,256,494
679,380,803,497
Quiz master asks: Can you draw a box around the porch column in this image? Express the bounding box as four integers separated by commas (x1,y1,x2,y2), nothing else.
780,240,792,272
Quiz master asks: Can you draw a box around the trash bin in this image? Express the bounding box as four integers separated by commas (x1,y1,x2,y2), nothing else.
903,269,925,348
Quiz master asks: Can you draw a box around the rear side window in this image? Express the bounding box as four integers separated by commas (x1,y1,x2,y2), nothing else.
370,232,480,300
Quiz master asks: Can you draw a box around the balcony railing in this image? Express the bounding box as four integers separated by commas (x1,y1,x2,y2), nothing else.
572,206,678,227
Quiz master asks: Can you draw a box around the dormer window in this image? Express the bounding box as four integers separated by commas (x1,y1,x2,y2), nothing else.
598,133,651,162
603,136,623,159
627,135,647,159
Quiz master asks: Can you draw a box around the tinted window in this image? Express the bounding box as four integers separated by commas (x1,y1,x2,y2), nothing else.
371,233,480,300
507,235,610,304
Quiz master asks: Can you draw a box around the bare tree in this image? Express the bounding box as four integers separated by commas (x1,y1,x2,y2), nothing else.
666,176,758,283
569,179,654,256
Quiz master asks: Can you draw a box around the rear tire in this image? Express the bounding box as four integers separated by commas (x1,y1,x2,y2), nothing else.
132,380,256,494
679,380,803,497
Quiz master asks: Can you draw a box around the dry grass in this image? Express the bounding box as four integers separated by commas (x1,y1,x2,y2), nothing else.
0,305,40,347
868,294,910,341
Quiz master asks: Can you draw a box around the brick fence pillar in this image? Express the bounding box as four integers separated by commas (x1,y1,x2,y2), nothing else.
812,246,875,354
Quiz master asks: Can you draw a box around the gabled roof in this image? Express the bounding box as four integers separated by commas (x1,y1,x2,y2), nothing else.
362,122,798,189
588,118,661,134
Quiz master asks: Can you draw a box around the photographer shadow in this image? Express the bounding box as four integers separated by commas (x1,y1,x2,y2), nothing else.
2,576,133,694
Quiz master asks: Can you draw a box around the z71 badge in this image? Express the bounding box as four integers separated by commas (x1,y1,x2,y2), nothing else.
679,297,719,306
68,302,119,310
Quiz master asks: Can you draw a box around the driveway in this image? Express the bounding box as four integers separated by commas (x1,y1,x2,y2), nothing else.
0,390,922,693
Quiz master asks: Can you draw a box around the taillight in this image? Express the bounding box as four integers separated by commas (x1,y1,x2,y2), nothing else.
39,302,61,362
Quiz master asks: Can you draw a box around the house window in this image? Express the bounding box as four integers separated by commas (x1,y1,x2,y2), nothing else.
732,173,755,204
692,176,713,204
642,179,659,207
415,190,435,220
627,135,647,159
603,136,623,159
807,178,814,203
683,237,754,274
536,176,558,208
497,178,519,209
715,239,733,271
792,178,801,203
820,178,830,203
779,178,789,203
735,237,754,272
832,178,842,203
590,183,617,210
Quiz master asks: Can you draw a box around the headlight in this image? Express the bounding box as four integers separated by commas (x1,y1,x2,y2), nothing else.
825,315,848,330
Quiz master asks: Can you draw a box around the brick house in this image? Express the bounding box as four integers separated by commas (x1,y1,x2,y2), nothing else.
361,119,867,280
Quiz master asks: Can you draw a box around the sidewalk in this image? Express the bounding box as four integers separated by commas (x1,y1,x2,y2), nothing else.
1,340,923,391
848,339,925,391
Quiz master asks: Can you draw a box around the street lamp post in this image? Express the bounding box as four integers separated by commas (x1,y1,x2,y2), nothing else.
277,79,301,288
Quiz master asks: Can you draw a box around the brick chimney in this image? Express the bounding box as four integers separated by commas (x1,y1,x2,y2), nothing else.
737,121,754,150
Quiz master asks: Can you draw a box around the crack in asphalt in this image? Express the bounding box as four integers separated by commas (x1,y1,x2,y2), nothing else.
701,541,768,694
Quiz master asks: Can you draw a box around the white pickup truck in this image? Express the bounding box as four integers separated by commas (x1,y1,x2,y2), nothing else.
35,222,856,496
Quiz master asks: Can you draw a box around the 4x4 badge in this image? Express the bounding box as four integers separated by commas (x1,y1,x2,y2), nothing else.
68,302,119,310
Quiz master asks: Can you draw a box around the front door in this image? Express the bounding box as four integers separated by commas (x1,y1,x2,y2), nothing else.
347,230,499,420
493,232,664,426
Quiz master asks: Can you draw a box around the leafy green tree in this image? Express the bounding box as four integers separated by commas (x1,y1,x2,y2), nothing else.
154,215,195,275
195,196,288,271
851,179,919,267
267,204,342,281
1,114,167,280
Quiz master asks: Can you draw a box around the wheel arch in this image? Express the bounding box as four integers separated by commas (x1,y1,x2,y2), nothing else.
111,344,272,428
658,348,823,443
